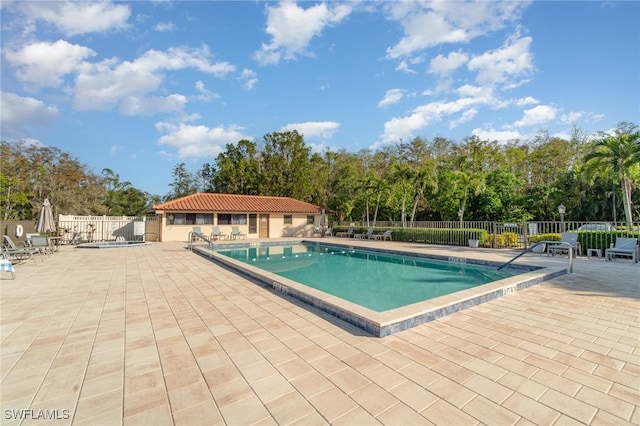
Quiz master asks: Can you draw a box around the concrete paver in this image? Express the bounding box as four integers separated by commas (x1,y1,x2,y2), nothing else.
1,240,638,425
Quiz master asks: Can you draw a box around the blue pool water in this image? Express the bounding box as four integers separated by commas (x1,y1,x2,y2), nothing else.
215,243,520,312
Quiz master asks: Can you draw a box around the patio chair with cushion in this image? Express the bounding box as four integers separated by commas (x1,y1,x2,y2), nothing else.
2,235,38,263
230,226,246,240
605,237,638,263
336,227,354,238
548,232,580,257
374,230,393,241
30,235,53,256
67,231,82,245
210,226,228,240
355,227,375,240
191,226,208,242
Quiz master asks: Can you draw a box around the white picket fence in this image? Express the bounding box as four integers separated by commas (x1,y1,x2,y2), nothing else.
57,215,159,243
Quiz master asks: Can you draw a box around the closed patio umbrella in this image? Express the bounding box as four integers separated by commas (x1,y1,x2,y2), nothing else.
36,198,56,233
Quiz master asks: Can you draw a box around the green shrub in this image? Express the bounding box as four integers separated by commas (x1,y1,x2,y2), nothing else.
577,230,640,252
485,232,519,248
371,227,488,246
528,233,561,244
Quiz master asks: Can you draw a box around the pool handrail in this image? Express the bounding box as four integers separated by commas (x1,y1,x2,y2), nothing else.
497,241,573,273
187,231,215,251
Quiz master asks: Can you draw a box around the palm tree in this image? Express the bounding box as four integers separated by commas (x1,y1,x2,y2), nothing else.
454,170,486,224
583,122,640,229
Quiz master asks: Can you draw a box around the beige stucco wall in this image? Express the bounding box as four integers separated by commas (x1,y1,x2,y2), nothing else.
157,213,322,242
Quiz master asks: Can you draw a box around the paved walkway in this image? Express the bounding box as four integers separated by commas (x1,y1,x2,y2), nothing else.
1,241,638,425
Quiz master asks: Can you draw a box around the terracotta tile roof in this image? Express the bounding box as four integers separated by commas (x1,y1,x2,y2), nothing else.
152,193,323,214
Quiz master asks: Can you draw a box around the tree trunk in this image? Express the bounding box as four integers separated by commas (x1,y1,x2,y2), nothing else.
373,192,381,227
621,177,634,230
401,192,407,228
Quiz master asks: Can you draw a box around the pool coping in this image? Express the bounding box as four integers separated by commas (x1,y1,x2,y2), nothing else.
192,240,568,337
76,241,152,249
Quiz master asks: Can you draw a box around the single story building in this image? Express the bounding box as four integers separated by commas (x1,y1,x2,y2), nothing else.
152,193,325,242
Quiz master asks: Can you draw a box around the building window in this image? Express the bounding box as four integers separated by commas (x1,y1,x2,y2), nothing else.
307,215,315,224
196,214,213,224
232,214,247,225
249,214,257,234
167,213,212,225
217,214,231,225
284,215,292,224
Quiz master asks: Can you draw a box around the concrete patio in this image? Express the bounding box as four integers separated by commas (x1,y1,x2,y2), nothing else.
1,240,638,425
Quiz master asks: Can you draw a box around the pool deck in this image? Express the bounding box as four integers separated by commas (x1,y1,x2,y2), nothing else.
1,239,638,425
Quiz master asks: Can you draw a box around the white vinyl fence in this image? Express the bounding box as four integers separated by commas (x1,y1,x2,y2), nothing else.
57,215,159,243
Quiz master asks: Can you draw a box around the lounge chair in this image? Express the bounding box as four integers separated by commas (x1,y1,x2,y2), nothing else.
230,226,246,240
355,227,374,239
30,235,53,255
548,232,580,257
191,226,208,242
4,235,39,253
336,227,354,238
373,230,393,241
67,231,82,245
605,237,638,263
324,228,333,237
2,235,38,263
210,226,228,240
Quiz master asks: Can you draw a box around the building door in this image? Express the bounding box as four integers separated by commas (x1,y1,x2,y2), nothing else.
259,214,269,238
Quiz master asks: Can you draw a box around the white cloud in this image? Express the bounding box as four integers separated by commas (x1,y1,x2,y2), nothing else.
468,34,535,88
395,60,416,74
73,46,235,112
429,51,469,77
253,1,352,65
449,108,477,128
454,84,508,108
155,122,252,158
155,21,176,32
240,69,258,91
516,96,539,106
13,1,131,36
193,81,220,102
560,111,604,126
4,40,96,88
386,9,468,59
380,90,502,142
379,89,406,108
472,127,523,143
280,121,340,139
514,105,557,127
134,46,235,76
120,94,187,116
385,1,530,58
0,92,58,138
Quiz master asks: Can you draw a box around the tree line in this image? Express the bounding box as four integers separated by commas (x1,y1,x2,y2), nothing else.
2,122,638,226
0,142,157,221
169,123,639,226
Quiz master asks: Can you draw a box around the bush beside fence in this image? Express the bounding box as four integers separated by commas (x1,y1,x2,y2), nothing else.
333,221,639,254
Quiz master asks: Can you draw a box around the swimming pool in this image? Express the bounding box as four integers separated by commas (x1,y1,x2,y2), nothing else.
216,244,520,312
193,240,567,336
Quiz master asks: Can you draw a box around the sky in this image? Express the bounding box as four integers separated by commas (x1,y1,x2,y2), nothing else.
2,1,639,197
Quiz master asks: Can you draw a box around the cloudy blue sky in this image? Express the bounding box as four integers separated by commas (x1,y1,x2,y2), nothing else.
2,1,638,197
